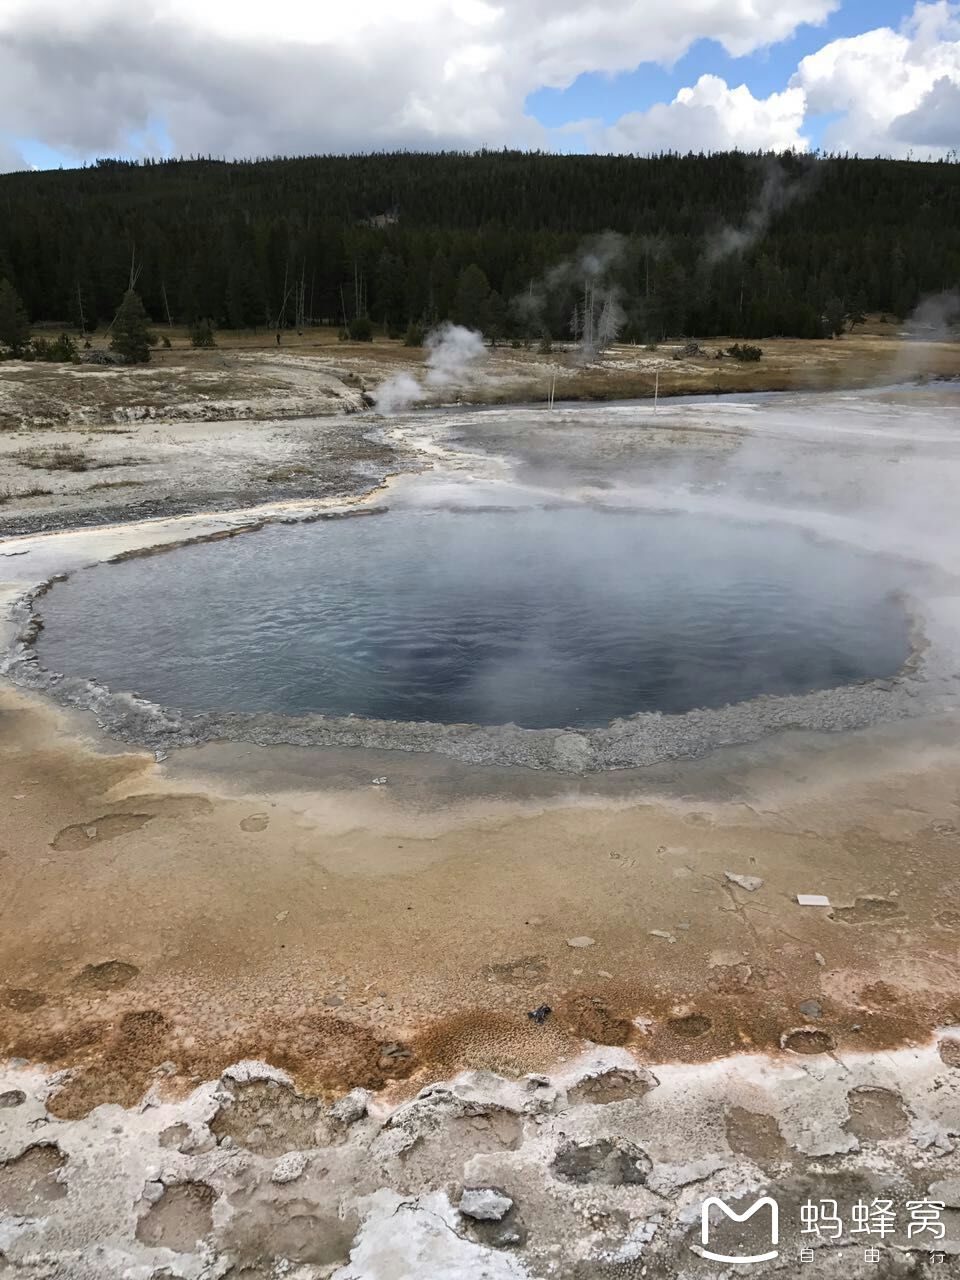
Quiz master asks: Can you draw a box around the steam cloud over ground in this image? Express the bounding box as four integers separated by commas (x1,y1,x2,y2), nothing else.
372,322,487,413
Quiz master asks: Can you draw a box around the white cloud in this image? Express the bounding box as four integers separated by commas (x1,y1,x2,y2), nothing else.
0,0,955,163
0,0,836,160
792,1,960,156
582,76,808,155
892,75,960,146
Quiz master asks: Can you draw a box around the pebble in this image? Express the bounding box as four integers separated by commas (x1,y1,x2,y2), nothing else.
799,999,823,1020
271,1151,308,1184
459,1188,514,1222
725,872,764,892
566,936,595,949
649,930,677,944
330,1088,370,1125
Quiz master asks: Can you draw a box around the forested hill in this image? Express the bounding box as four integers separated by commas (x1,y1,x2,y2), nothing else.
1,150,958,341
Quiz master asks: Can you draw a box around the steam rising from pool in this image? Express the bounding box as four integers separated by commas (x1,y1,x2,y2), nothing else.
35,507,911,730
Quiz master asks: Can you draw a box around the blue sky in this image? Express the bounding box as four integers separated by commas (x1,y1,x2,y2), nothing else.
527,0,914,152
12,119,177,173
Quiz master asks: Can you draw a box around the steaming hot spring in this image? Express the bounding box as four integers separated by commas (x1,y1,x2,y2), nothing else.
34,502,911,733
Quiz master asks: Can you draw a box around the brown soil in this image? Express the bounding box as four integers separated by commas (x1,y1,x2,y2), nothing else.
1,682,959,1116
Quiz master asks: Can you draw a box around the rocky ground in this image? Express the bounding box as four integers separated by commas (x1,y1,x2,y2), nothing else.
0,328,957,537
1,357,960,1278
3,1037,960,1278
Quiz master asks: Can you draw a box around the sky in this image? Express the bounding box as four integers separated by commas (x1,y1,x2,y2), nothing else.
0,0,957,172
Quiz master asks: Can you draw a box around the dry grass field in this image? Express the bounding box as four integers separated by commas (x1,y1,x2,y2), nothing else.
1,322,956,437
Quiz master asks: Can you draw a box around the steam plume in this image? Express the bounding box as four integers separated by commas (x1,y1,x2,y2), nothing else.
705,157,820,266
371,322,488,414
515,231,627,362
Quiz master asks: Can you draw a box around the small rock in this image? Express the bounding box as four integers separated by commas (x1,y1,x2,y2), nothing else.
275,911,289,924
271,1151,308,1184
329,1088,370,1125
567,936,595,949
493,1227,523,1247
372,777,388,786
142,1181,165,1205
799,999,823,1020
649,930,676,944
380,1042,410,1059
527,1004,552,1025
323,994,345,1007
814,952,826,967
459,1188,514,1222
725,872,764,892
181,1130,216,1155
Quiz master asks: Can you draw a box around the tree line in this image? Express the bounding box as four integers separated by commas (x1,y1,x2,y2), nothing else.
0,149,958,346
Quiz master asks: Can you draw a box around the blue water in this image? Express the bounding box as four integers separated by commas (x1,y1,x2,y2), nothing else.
36,506,911,729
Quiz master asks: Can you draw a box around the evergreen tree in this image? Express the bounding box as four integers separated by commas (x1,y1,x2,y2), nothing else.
486,290,507,344
454,263,491,331
823,296,848,338
110,289,154,363
348,315,373,341
0,152,957,343
0,278,30,355
190,317,216,348
374,249,407,335
848,291,868,329
226,262,266,329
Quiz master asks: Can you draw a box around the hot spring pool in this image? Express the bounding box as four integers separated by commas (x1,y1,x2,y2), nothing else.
35,506,912,729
